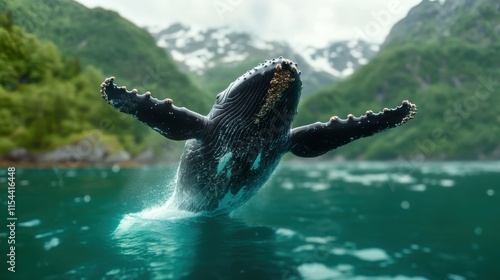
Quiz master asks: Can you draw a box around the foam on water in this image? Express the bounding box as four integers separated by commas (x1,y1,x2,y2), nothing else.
19,219,41,227
352,248,390,262
297,263,343,279
305,236,336,244
419,162,500,176
439,179,455,187
303,182,329,191
281,181,294,190
298,261,429,280
328,170,416,186
276,228,298,239
44,237,60,250
35,229,64,239
293,244,316,252
409,184,427,192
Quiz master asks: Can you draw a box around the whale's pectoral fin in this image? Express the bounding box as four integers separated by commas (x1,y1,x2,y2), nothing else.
100,77,207,140
289,100,417,157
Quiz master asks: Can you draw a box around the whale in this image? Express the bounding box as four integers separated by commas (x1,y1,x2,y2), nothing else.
100,57,416,215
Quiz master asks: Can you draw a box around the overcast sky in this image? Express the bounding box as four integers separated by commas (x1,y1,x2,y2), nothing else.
75,0,422,47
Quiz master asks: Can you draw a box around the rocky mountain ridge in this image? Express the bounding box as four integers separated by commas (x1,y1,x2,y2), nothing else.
148,23,380,95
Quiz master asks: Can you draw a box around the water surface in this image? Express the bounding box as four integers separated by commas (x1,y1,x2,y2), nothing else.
0,162,498,279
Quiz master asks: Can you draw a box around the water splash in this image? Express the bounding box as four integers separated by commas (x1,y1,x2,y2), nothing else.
114,196,198,235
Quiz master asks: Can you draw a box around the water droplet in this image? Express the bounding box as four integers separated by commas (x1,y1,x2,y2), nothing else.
44,237,60,251
401,201,410,210
474,227,483,235
112,164,120,173
84,195,91,203
487,189,494,196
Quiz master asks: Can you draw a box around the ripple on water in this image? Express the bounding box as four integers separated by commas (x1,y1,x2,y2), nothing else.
303,182,329,191
44,237,60,250
351,248,390,262
65,170,77,178
409,184,427,192
297,263,343,280
275,228,298,239
306,170,322,178
447,274,467,280
305,236,336,244
328,170,415,186
281,181,294,190
35,229,64,239
419,162,500,176
293,244,315,253
297,262,429,280
111,164,120,173
439,179,455,187
19,219,41,227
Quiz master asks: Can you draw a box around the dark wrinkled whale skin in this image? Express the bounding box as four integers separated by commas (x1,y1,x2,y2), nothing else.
100,57,417,215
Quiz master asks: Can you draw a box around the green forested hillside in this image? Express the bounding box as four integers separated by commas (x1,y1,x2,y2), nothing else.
0,16,190,159
0,0,217,161
382,0,499,49
0,0,212,113
295,0,500,160
0,14,145,154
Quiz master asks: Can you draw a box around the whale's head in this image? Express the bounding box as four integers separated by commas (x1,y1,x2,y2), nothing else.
209,57,302,128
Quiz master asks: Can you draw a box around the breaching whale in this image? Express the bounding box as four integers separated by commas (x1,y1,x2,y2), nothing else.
100,57,416,215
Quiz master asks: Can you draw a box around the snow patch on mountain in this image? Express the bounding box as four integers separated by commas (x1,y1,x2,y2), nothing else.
147,23,379,80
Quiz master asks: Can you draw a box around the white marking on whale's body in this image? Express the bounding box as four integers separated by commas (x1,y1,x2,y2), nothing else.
216,152,233,176
215,185,248,212
251,152,262,170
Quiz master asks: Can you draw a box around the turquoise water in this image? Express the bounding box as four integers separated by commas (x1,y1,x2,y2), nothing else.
0,162,499,280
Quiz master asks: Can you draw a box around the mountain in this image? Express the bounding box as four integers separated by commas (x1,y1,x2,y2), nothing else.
383,0,500,49
148,23,379,96
295,0,500,160
0,0,212,114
